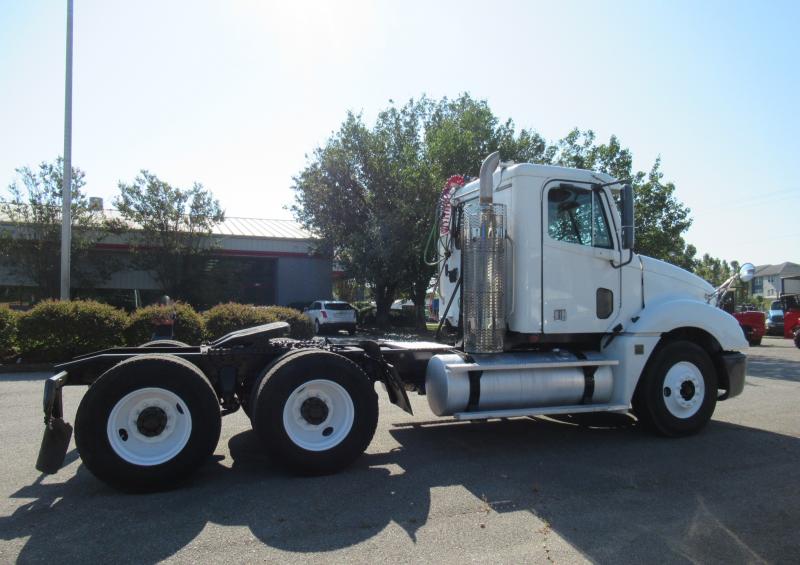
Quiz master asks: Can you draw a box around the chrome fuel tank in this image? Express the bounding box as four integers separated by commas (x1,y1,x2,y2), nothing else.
425,352,613,417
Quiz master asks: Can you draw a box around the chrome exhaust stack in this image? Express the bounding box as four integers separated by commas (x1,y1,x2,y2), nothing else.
462,152,506,353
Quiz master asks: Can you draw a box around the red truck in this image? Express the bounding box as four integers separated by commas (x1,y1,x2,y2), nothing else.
780,275,800,348
718,272,765,346
732,310,766,346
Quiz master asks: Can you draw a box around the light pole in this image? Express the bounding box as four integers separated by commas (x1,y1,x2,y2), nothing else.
60,0,73,300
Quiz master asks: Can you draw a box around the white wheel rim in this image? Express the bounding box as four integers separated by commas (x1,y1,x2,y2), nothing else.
106,387,192,466
282,379,354,451
662,361,705,419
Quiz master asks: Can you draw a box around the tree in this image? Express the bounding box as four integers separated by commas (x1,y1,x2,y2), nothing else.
293,95,534,329
293,106,434,328
0,158,111,300
114,171,224,302
694,253,733,287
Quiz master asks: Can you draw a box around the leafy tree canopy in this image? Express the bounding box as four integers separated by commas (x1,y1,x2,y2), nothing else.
114,171,224,301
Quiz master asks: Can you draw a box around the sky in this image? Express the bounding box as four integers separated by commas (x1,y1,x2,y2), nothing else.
0,0,798,266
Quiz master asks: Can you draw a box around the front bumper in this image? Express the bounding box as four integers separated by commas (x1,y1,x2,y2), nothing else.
719,352,747,400
766,324,784,336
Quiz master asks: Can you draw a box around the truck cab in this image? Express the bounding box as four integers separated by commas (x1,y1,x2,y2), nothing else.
433,157,747,431
440,162,745,348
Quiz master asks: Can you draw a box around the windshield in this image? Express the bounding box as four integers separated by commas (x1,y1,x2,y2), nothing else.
324,302,353,310
770,300,782,311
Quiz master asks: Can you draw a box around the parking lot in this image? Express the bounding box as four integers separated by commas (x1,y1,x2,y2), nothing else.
1,337,798,564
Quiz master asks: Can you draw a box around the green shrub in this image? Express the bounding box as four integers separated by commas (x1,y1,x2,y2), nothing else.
203,303,314,341
203,303,278,340
0,307,19,359
124,302,205,346
261,305,314,339
17,300,128,362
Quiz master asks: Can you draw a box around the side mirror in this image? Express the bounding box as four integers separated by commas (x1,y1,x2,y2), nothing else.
621,184,635,250
739,262,755,283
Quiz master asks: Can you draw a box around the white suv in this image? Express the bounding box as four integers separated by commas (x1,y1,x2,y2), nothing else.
305,301,357,335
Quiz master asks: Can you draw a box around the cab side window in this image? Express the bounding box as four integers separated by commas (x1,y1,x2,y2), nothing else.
547,186,613,249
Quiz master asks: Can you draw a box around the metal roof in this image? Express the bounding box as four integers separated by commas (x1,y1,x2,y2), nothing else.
0,205,314,241
212,217,312,240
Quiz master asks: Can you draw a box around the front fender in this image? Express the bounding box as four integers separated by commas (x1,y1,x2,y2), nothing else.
631,298,748,351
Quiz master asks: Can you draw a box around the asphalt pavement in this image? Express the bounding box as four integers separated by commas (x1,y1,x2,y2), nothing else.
1,337,798,564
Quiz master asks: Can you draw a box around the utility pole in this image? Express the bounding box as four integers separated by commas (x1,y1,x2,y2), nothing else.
60,0,73,300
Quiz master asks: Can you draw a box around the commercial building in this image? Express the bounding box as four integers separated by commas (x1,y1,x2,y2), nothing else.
0,215,332,308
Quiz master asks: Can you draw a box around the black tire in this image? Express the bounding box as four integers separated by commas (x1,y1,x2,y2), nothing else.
348,326,357,336
74,354,221,491
632,340,717,437
242,349,310,420
140,339,190,348
251,349,378,475
314,320,320,335
794,329,800,349
748,336,762,346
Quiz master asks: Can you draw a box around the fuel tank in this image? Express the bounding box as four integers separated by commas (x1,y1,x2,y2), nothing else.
425,351,614,416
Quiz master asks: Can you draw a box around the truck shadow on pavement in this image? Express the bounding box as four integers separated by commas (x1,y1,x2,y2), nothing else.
3,414,799,563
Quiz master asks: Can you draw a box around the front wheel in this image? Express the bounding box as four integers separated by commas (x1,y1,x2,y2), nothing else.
314,320,321,335
75,354,221,491
632,341,717,437
250,349,378,475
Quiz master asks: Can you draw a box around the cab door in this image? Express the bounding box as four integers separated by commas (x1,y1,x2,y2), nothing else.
542,181,621,335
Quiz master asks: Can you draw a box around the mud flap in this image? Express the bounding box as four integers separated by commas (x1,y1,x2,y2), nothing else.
35,371,73,474
359,341,413,415
382,363,413,415
36,418,73,474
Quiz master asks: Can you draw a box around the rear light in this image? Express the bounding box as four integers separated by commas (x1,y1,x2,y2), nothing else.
321,310,328,319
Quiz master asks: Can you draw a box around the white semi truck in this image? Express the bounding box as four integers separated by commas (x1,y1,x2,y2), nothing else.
36,153,749,491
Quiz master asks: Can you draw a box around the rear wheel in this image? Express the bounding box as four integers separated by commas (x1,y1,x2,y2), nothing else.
749,336,762,346
632,341,717,437
75,354,221,491
251,349,378,475
794,329,800,349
